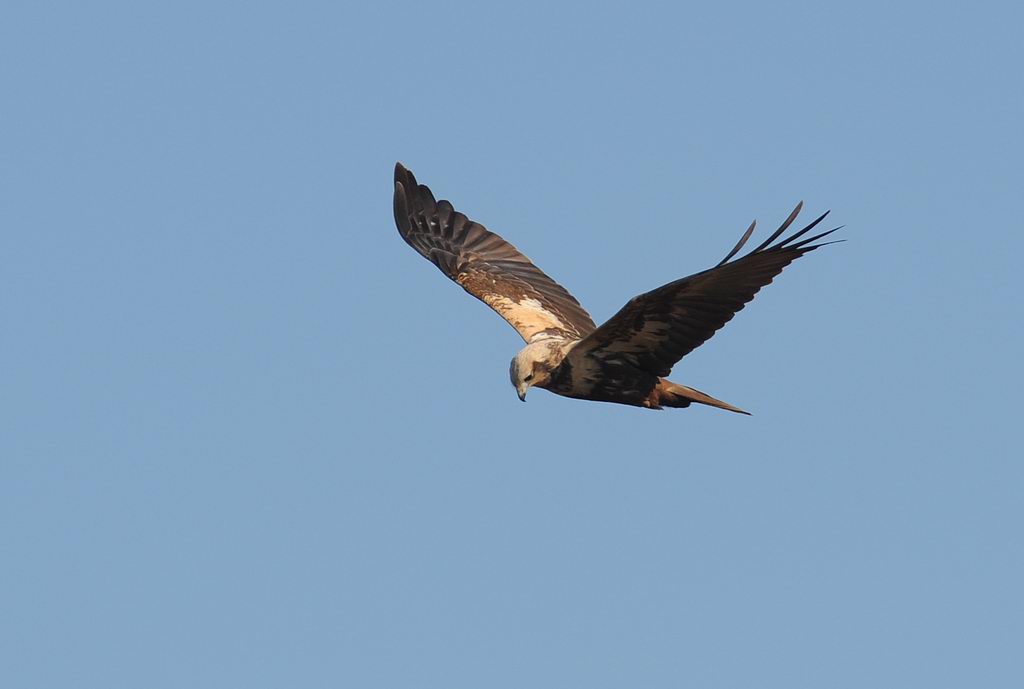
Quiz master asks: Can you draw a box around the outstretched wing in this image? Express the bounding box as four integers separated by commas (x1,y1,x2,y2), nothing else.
393,163,596,342
571,203,841,376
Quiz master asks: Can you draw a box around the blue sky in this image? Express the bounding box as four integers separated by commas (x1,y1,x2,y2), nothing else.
2,1,1021,687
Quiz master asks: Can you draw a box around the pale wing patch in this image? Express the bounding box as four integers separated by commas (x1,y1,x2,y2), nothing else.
479,293,568,342
396,163,599,343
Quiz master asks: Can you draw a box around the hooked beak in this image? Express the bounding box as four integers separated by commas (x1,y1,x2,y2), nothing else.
516,385,528,402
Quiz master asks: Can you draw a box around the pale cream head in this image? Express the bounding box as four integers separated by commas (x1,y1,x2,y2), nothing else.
508,341,558,401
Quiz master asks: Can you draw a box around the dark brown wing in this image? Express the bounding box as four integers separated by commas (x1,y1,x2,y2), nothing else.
393,163,596,342
571,202,841,376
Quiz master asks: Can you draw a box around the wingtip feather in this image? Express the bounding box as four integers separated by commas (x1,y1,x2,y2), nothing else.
393,180,411,235
717,219,757,267
750,201,806,253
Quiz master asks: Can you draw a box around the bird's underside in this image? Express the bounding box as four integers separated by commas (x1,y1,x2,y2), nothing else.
393,162,841,413
509,337,751,412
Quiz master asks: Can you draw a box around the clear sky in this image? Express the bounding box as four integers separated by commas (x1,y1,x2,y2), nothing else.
2,1,1021,687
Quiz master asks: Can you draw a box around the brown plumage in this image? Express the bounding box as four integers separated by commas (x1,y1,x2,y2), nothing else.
393,162,841,413
393,163,595,342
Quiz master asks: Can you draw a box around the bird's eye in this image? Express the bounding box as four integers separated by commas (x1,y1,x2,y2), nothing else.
525,374,534,382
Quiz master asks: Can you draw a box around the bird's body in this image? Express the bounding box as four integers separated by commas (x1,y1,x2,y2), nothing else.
509,338,745,412
393,163,840,413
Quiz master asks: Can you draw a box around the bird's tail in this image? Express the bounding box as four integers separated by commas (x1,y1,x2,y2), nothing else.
657,380,751,415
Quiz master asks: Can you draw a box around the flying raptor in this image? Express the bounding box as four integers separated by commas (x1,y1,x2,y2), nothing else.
393,163,840,413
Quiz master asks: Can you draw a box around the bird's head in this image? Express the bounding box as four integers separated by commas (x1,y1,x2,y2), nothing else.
509,343,556,402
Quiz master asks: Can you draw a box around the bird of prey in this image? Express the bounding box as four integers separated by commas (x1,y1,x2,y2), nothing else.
393,163,840,413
